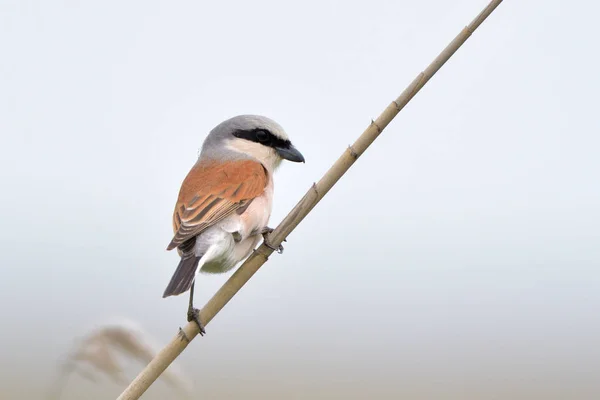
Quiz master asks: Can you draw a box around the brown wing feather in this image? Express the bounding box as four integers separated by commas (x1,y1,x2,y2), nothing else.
167,160,268,251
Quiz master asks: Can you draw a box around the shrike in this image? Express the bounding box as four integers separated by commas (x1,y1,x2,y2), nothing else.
163,115,304,334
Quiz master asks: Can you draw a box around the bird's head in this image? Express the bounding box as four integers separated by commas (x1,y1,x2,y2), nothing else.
201,115,305,171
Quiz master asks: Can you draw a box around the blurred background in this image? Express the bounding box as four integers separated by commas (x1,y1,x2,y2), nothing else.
2,0,599,399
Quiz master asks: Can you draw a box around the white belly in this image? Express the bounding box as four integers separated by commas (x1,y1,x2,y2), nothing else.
195,181,274,274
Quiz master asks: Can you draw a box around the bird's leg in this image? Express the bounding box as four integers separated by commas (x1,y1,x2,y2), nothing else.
232,231,242,242
260,226,275,235
261,226,285,254
187,282,206,336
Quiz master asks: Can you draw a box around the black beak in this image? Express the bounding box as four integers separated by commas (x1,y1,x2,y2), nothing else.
275,144,305,163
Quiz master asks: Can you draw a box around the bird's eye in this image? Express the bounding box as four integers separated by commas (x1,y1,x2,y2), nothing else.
255,130,270,143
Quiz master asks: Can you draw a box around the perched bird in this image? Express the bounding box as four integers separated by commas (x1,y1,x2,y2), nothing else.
163,115,304,334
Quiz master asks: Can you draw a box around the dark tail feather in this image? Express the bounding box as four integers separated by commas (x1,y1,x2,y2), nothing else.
162,254,201,298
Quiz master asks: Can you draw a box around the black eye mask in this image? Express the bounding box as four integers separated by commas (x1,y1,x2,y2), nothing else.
232,128,292,150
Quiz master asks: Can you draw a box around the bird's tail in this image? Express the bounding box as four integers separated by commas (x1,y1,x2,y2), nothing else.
162,252,202,298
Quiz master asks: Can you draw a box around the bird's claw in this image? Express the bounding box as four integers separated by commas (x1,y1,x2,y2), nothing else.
261,226,285,254
260,226,275,235
267,242,285,254
187,307,206,336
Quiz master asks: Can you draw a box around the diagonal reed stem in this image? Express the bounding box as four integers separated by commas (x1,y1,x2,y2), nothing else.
117,1,504,398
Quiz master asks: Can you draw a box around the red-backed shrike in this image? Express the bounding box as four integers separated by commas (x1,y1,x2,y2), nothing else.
163,115,304,334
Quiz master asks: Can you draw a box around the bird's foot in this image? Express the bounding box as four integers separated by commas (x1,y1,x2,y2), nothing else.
261,226,285,254
187,307,206,336
260,226,274,235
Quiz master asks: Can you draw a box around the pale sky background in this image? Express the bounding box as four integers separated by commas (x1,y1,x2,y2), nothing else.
1,0,600,399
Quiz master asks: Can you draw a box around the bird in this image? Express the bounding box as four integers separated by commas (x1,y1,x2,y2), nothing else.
163,115,305,335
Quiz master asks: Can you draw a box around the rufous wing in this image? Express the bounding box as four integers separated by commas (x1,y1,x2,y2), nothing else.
166,160,268,251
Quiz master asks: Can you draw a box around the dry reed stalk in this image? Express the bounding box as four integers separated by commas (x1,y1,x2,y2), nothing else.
48,320,191,399
117,1,504,398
